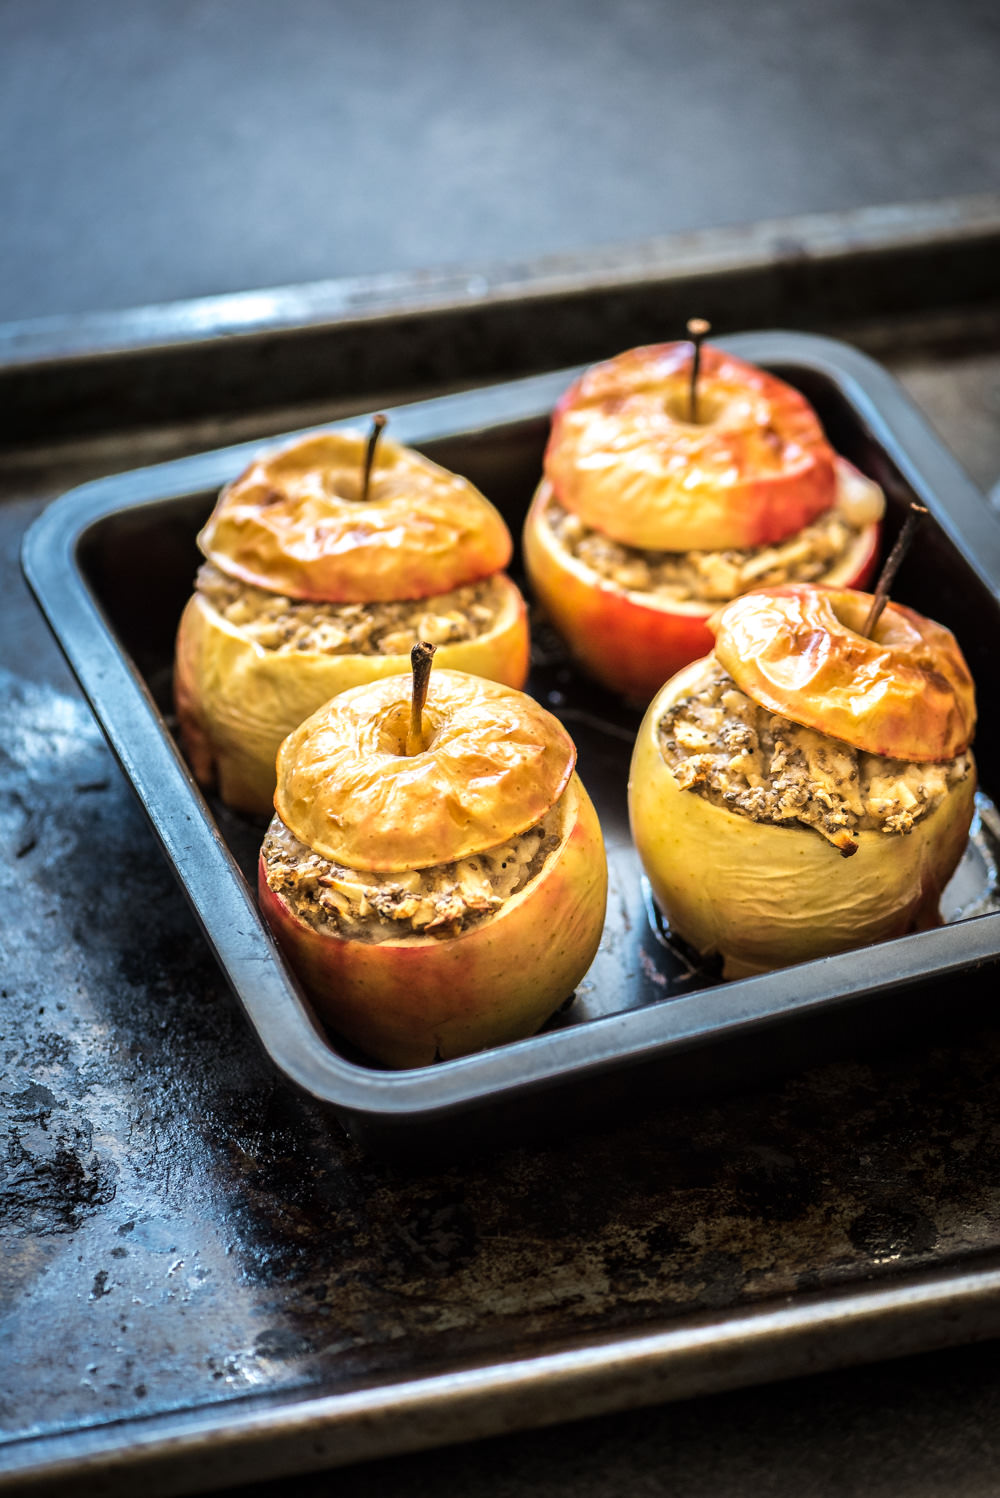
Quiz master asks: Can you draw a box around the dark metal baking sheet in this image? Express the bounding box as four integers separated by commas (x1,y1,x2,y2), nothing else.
8,1265,1000,1497
20,331,1000,1150
7,300,1000,1498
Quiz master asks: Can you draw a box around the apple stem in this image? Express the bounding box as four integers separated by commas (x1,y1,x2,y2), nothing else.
686,317,711,423
361,413,388,503
862,502,929,637
407,641,437,755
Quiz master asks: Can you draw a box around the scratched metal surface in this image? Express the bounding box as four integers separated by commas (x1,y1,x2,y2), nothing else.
4,314,1000,1493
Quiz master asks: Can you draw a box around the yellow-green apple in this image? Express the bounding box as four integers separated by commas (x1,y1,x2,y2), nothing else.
628,586,976,977
175,429,530,815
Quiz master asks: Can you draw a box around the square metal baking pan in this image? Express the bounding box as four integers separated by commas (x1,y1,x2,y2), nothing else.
21,330,1000,1150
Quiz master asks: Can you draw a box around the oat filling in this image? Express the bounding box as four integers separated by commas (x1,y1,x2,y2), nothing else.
262,802,565,942
657,662,972,856
545,478,880,604
197,562,503,655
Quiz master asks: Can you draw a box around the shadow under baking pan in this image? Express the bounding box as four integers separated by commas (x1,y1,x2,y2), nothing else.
21,331,1000,1156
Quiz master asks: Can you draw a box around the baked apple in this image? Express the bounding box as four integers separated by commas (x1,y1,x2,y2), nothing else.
175,426,530,815
524,340,884,702
258,651,608,1067
628,584,976,978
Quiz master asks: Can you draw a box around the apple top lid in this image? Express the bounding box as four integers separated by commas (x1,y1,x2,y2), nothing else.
709,584,977,762
273,669,577,872
544,342,838,553
198,431,513,603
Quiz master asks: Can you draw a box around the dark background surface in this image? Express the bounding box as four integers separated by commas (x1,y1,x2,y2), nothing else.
2,0,1000,323
4,3,1000,1496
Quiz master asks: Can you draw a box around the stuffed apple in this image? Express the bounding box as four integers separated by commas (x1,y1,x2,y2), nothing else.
258,651,608,1066
175,426,530,815
524,340,884,702
628,584,977,978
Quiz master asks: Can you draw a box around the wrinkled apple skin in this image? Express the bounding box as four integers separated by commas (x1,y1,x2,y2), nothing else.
258,774,608,1067
712,586,976,763
629,659,976,978
523,481,879,705
276,667,574,872
200,431,513,603
174,575,530,817
546,344,837,551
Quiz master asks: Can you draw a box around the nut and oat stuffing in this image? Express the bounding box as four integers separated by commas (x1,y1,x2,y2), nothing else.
262,803,564,942
197,563,502,656
657,663,973,856
546,492,873,604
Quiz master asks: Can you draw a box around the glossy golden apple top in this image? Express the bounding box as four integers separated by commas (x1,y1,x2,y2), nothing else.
545,343,837,552
199,431,513,603
711,585,976,762
274,669,576,871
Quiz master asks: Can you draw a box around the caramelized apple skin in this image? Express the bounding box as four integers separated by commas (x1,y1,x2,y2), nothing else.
274,666,572,871
258,774,607,1067
711,585,976,763
200,431,513,602
628,658,975,978
545,343,838,552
